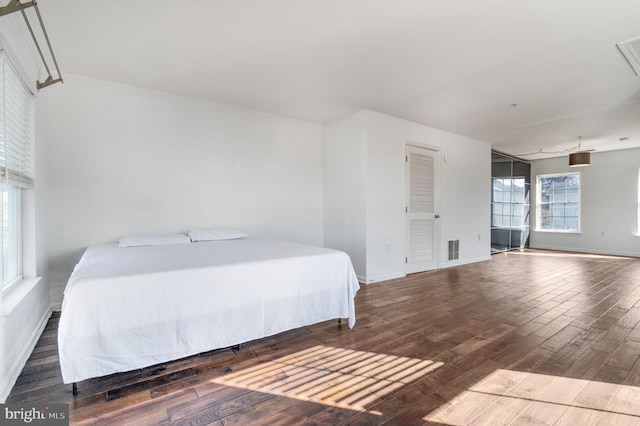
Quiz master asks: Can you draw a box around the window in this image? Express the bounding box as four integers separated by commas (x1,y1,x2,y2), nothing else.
0,50,34,290
492,178,529,229
536,173,580,232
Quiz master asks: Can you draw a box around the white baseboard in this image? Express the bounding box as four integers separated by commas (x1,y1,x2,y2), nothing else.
442,255,492,268
356,256,493,284
358,271,406,284
0,306,52,403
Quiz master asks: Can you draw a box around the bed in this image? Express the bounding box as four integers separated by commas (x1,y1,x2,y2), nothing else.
57,236,360,385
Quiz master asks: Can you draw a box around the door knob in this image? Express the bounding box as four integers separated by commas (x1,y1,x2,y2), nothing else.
435,214,440,219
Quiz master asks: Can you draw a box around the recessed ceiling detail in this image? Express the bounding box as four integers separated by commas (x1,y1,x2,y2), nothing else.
617,36,640,76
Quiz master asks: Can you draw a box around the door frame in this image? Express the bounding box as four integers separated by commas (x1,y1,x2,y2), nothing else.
404,141,441,274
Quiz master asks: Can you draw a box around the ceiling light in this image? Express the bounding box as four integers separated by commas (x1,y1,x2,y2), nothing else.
569,139,590,167
569,151,590,167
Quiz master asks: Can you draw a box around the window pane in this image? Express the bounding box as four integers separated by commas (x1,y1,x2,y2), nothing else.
492,175,531,234
567,188,579,202
492,203,505,227
552,178,565,192
492,179,504,202
537,173,580,232
566,217,579,231
540,177,552,202
511,204,523,228
552,217,565,229
565,204,579,217
492,180,500,202
499,180,507,202
553,191,566,203
2,185,21,285
566,174,579,188
552,204,565,217
540,204,550,229
512,179,525,203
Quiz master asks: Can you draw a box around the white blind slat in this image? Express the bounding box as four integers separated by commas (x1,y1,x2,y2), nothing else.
0,51,34,188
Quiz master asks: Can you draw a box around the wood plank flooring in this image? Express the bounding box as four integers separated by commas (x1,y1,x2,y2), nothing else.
7,249,640,425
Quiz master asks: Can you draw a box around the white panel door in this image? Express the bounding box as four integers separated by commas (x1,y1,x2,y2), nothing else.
405,145,439,273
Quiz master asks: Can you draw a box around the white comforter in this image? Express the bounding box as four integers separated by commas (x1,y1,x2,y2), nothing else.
58,238,359,383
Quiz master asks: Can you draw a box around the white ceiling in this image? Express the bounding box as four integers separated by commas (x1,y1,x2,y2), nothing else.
37,0,640,159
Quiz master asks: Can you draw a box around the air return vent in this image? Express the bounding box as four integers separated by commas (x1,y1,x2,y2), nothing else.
448,240,459,261
617,36,640,76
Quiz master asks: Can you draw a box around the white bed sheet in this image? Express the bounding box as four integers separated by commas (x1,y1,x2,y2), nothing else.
58,238,360,384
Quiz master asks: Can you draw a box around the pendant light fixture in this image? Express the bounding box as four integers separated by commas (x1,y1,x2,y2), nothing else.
569,138,590,167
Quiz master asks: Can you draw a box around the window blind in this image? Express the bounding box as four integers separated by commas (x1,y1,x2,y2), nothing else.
0,50,34,189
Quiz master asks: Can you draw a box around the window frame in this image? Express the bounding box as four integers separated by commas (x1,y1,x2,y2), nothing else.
536,172,581,233
0,47,34,292
2,185,22,291
491,177,530,230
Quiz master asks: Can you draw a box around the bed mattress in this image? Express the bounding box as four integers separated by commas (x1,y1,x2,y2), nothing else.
58,238,359,383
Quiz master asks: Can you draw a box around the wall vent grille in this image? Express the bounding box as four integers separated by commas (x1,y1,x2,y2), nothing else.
448,240,459,261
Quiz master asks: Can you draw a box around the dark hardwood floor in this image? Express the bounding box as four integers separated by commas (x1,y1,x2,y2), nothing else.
8,249,640,425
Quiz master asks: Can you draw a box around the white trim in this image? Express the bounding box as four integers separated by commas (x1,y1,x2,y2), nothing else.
535,172,581,233
442,255,492,268
359,256,493,282
534,230,581,234
404,139,441,153
0,275,23,296
358,271,406,284
0,306,51,403
404,141,441,273
0,277,42,317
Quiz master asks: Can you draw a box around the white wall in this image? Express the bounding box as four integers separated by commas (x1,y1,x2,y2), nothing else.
39,74,326,306
531,148,640,257
365,112,407,281
369,111,492,280
324,110,491,283
324,111,368,278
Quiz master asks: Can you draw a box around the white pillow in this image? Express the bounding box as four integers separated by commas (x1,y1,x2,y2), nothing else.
188,228,249,242
118,233,191,248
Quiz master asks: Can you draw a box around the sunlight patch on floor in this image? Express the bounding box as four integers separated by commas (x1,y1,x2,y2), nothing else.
425,369,640,425
211,345,443,414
